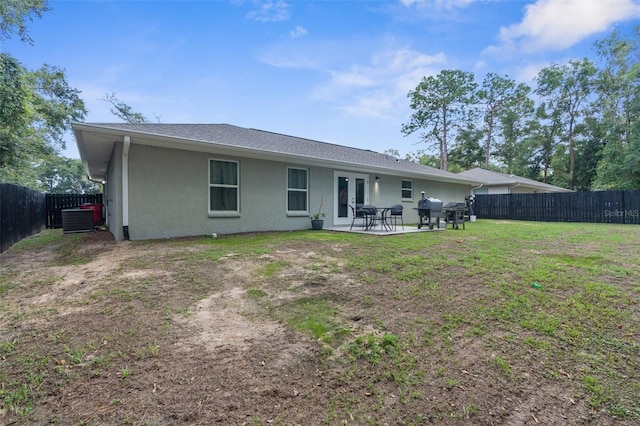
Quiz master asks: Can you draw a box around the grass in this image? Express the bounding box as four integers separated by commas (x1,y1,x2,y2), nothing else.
1,221,639,424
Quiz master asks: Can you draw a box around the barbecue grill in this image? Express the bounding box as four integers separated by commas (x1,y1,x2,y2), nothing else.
416,193,443,229
442,202,467,230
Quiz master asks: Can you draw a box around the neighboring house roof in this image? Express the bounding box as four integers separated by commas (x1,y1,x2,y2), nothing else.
72,122,481,186
457,168,573,193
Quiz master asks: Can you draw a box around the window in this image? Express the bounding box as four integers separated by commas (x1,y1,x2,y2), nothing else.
209,159,239,212
287,167,308,212
401,180,413,200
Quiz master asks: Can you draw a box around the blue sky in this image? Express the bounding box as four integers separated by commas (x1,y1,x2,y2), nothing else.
4,0,640,159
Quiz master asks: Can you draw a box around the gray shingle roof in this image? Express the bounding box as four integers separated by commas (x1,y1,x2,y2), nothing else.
457,167,572,192
77,123,479,184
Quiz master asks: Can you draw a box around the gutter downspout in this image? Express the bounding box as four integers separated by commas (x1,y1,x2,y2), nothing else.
85,175,107,228
470,183,483,195
122,136,130,240
508,183,520,194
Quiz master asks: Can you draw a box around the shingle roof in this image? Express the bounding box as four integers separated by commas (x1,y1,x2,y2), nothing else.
75,122,480,184
457,167,572,192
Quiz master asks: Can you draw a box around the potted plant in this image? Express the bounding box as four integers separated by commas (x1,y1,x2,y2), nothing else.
310,197,326,230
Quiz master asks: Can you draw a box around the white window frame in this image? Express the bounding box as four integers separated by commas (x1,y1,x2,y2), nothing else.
208,158,240,216
401,179,413,201
286,167,309,215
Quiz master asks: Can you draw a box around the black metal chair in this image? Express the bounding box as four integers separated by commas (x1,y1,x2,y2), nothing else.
361,205,379,230
389,204,404,230
349,205,367,230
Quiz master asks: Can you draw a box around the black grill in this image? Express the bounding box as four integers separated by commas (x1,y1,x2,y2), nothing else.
442,202,467,230
416,196,443,229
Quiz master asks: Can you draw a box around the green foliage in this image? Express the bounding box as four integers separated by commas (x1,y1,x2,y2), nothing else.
592,27,640,190
535,58,597,190
100,91,149,123
1,4,89,191
402,69,478,171
0,53,87,187
477,72,533,169
0,0,49,44
399,26,640,190
39,155,101,193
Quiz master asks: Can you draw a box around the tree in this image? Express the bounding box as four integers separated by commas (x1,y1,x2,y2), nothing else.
1,1,88,191
592,27,640,189
573,118,605,191
477,73,532,169
402,70,478,171
529,103,562,184
0,53,30,168
101,92,149,123
35,155,101,194
494,103,536,175
535,59,597,190
0,0,48,44
448,125,484,171
0,54,87,171
404,150,440,168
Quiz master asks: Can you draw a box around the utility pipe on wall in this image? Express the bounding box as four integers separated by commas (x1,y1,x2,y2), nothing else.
122,135,130,240
470,184,483,195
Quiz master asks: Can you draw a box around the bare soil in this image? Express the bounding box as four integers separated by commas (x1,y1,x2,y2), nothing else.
0,229,636,425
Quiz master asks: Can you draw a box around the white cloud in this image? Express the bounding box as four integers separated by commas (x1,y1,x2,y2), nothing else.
290,25,307,38
321,48,447,119
340,91,395,119
258,34,448,120
256,42,333,69
246,1,290,22
473,60,487,72
493,0,640,53
513,61,552,84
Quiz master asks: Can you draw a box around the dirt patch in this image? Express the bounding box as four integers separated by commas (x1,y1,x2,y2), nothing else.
0,229,638,425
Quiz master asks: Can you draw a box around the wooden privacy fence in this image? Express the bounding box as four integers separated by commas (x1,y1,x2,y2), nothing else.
474,190,640,224
0,183,47,253
46,193,103,229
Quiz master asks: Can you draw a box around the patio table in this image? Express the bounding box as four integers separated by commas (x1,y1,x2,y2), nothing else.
360,206,392,231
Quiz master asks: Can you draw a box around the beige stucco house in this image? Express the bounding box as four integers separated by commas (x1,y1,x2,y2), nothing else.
72,123,481,240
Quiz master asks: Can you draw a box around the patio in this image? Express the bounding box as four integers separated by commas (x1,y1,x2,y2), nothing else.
325,224,447,236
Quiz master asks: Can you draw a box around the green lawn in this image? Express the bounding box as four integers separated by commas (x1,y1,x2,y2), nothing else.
1,220,639,424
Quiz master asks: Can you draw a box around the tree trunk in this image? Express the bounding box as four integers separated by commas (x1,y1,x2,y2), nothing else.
441,106,448,171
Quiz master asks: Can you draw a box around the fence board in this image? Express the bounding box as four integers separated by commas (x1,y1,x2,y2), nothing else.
474,191,640,225
46,193,103,228
0,184,47,253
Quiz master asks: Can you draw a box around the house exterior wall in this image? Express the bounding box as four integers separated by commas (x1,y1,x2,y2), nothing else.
489,185,511,194
372,175,470,220
108,143,473,240
104,142,124,241
510,186,538,194
126,144,337,240
480,185,539,195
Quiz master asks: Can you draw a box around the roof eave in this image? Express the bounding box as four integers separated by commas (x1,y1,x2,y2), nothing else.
71,122,482,186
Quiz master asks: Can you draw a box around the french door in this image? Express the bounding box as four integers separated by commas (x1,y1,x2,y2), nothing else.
334,172,369,226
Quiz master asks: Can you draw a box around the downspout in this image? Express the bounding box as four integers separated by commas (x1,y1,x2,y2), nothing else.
508,183,520,194
122,136,130,240
86,175,107,228
470,183,483,195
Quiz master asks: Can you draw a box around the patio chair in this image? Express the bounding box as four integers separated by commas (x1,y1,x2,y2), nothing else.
389,204,404,230
349,205,367,230
361,205,380,230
